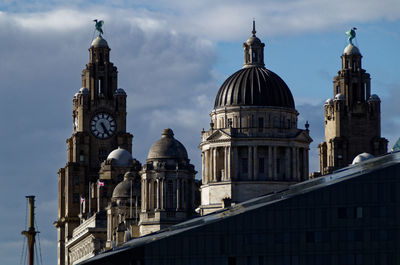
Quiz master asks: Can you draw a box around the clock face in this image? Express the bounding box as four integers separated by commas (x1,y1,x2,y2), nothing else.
90,113,116,139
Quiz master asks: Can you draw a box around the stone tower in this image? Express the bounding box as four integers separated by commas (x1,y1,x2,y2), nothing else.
54,35,133,265
139,129,196,236
318,40,387,175
199,22,312,215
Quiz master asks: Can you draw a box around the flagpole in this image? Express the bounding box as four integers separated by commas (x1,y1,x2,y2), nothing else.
130,179,133,219
97,180,100,212
88,182,92,217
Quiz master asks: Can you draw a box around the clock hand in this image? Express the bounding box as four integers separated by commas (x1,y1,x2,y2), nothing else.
100,122,109,135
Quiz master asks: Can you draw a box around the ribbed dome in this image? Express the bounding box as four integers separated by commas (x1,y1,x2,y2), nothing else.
214,67,295,109
147,129,188,160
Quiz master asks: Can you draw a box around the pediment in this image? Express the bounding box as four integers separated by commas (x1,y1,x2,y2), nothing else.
206,129,232,141
294,130,313,143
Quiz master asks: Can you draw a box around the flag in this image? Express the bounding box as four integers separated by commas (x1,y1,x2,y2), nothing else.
98,180,104,187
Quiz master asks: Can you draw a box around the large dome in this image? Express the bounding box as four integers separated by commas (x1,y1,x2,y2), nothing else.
147,129,188,160
214,66,295,109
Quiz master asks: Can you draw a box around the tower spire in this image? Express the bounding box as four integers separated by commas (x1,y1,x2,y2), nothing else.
252,19,256,36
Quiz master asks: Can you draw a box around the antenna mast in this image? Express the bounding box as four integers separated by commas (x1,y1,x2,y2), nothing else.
22,196,37,265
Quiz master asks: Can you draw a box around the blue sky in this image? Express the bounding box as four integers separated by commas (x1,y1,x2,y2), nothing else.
1,1,400,265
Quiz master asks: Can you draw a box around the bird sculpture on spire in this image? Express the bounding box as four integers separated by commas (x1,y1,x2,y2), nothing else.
93,19,104,36
346,27,357,45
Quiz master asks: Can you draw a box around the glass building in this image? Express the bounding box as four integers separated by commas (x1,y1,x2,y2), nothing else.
79,151,400,265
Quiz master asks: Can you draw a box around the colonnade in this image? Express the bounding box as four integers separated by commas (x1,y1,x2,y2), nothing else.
202,145,308,184
142,177,193,212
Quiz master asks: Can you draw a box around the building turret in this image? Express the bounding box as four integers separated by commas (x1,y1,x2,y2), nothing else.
318,30,387,174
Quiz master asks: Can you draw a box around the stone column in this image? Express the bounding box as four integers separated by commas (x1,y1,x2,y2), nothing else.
227,146,231,181
160,179,164,210
143,179,147,211
176,179,180,210
268,146,272,180
233,146,239,180
207,149,212,183
292,147,296,181
202,151,205,184
285,147,290,180
163,178,167,209
253,145,258,180
305,148,309,180
296,148,300,181
273,146,277,180
212,148,217,182
156,179,160,210
248,146,253,180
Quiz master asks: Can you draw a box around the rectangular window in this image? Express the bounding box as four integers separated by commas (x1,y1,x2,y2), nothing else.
356,207,363,218
242,158,248,174
258,117,264,132
276,159,280,174
73,193,79,203
259,158,265,173
73,175,79,185
227,118,233,128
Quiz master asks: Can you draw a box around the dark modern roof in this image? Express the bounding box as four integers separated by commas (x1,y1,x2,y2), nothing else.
214,66,295,109
147,129,188,160
79,151,400,265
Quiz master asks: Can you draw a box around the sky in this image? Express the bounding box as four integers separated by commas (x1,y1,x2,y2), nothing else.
1,1,400,264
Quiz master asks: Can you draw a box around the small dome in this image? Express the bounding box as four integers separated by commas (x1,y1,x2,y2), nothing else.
115,88,126,95
368,94,380,102
352,152,374,165
343,44,360,55
112,172,140,199
334,93,345,101
147,129,188,160
91,36,109,48
79,87,89,94
246,36,262,45
107,147,133,166
214,67,295,109
325,98,334,105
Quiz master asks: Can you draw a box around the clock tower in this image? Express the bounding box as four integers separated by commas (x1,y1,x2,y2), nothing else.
54,33,133,265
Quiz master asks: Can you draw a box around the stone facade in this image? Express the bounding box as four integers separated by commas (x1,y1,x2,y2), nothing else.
319,43,387,175
199,24,312,215
56,35,197,265
139,129,196,235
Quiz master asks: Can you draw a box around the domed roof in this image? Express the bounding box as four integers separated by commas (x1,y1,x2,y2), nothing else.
214,66,295,109
368,94,380,101
246,35,262,45
147,129,188,160
334,93,345,101
352,152,374,165
114,88,126,95
112,172,140,199
91,36,108,48
107,147,133,166
325,98,334,105
343,44,360,55
79,87,89,94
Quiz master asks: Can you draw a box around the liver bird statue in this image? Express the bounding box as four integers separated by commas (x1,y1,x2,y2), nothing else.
93,19,104,36
346,27,357,45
